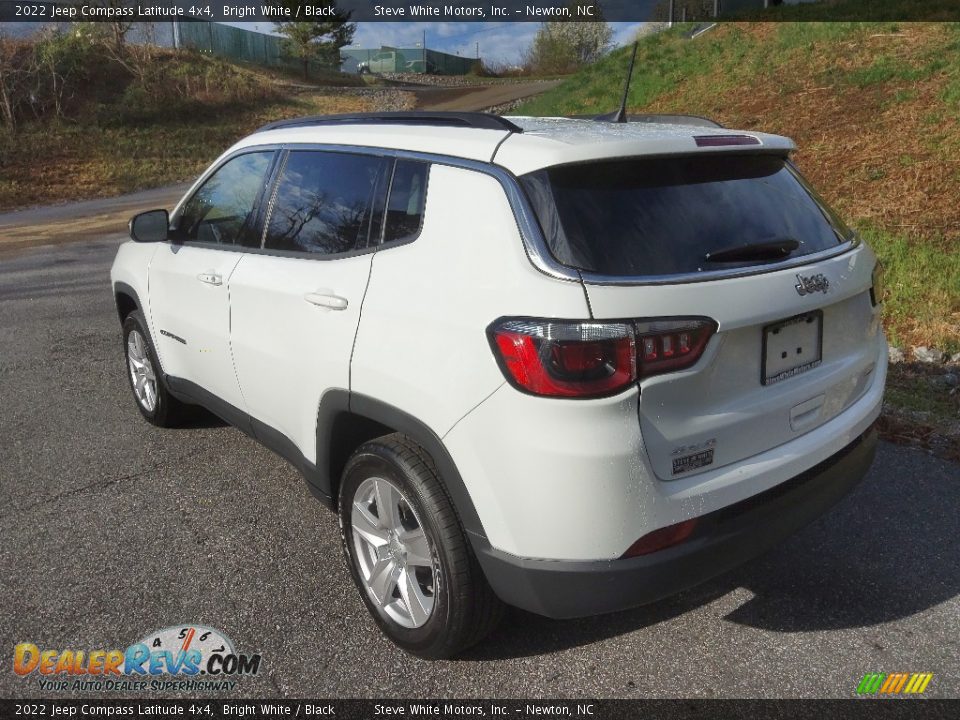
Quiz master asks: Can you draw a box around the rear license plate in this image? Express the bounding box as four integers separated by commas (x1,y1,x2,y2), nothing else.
762,310,823,385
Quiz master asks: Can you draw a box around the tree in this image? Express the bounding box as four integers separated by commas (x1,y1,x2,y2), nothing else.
275,3,355,81
78,1,134,54
526,1,613,75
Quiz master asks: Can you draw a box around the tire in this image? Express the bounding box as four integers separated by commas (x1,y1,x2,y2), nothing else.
122,310,190,427
338,433,504,658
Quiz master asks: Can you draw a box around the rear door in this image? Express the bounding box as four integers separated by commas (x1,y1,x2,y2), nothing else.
229,150,416,462
521,153,882,480
148,150,275,410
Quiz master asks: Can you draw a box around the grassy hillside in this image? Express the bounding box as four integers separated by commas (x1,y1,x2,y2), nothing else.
518,22,960,354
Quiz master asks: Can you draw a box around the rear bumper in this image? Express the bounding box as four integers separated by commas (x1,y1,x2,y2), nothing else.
476,426,877,619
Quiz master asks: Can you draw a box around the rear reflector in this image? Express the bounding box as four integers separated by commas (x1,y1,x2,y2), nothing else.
694,135,761,147
622,519,698,557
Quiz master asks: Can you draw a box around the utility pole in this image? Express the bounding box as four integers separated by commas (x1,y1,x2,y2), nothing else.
713,0,720,18
476,41,479,59
423,29,426,73
668,0,674,27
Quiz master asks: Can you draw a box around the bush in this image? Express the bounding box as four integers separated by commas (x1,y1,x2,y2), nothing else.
0,30,281,129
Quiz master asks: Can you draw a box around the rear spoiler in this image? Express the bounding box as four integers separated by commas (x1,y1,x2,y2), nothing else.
571,113,724,129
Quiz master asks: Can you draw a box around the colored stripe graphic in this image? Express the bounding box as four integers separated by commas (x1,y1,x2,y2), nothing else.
857,674,885,694
858,672,932,695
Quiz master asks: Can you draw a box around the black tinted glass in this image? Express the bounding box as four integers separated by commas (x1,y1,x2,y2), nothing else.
521,155,850,277
174,151,273,246
265,151,390,255
383,160,428,244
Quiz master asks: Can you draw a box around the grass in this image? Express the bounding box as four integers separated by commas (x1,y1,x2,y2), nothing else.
862,228,960,354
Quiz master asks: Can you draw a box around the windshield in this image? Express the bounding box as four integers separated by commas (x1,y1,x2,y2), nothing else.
520,154,851,277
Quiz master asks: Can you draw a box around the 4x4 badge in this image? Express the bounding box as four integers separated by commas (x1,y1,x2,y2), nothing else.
795,273,830,296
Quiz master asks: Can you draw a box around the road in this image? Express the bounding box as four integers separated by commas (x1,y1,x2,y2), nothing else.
1,237,958,699
413,80,563,111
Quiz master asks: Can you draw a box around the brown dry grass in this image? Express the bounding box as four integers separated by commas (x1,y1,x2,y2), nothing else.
646,23,960,241
0,93,377,212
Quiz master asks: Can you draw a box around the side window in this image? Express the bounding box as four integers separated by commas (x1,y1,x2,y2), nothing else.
264,151,391,255
173,151,273,246
383,160,429,245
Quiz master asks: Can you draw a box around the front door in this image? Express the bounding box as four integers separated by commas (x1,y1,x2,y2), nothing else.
148,150,275,411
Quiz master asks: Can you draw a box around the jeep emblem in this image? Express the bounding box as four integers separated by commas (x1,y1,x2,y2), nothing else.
795,273,830,296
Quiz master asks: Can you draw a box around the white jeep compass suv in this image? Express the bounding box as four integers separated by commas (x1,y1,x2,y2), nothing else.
110,111,886,658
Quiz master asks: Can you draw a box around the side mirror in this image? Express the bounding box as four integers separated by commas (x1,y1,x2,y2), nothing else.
129,209,169,243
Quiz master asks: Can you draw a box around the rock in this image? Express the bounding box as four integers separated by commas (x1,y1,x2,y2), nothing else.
913,346,944,364
945,372,959,388
951,352,960,365
888,346,906,365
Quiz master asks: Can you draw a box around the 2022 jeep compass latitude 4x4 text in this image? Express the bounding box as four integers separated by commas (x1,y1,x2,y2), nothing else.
110,111,886,658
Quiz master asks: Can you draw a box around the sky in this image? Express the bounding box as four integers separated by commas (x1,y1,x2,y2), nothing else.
228,22,644,65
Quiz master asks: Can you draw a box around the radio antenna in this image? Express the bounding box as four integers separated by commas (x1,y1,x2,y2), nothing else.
596,42,639,124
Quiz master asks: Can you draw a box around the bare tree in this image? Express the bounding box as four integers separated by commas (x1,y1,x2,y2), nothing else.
0,33,29,130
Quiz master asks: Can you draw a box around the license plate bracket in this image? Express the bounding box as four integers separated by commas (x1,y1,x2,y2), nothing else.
762,310,823,385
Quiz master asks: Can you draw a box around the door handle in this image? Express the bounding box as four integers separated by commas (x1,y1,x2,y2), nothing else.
197,272,222,286
304,292,348,310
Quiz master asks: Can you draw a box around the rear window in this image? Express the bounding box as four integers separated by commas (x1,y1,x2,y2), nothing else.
520,155,851,277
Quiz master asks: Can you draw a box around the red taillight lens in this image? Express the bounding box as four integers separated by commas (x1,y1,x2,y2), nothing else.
489,317,717,397
634,319,716,379
622,518,698,558
490,320,636,398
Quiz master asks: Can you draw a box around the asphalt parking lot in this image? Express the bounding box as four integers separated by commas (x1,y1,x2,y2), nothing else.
1,237,958,699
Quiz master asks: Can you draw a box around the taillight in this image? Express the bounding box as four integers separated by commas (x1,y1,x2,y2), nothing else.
635,319,716,379
622,518,698,558
489,320,636,398
489,317,717,398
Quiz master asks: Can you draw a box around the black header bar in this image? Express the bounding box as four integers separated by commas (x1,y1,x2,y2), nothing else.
2,699,959,719
2,0,959,23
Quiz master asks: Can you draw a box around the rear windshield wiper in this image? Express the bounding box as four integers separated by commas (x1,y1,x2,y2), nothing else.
704,239,800,263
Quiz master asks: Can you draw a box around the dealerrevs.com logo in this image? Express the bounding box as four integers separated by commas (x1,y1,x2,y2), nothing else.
13,625,261,692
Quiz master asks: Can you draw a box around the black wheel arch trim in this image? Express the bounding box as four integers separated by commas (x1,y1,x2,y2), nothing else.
114,281,165,383
317,390,488,542
113,281,144,326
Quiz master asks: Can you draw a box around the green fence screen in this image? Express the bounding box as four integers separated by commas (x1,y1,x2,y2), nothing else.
176,24,478,77
176,21,331,76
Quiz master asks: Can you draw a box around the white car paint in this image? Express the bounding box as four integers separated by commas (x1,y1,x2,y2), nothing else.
111,115,886,570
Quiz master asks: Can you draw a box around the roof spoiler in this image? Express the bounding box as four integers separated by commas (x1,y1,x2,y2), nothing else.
572,113,724,129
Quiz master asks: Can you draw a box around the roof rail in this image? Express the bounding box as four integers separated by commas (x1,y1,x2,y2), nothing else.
255,111,524,134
